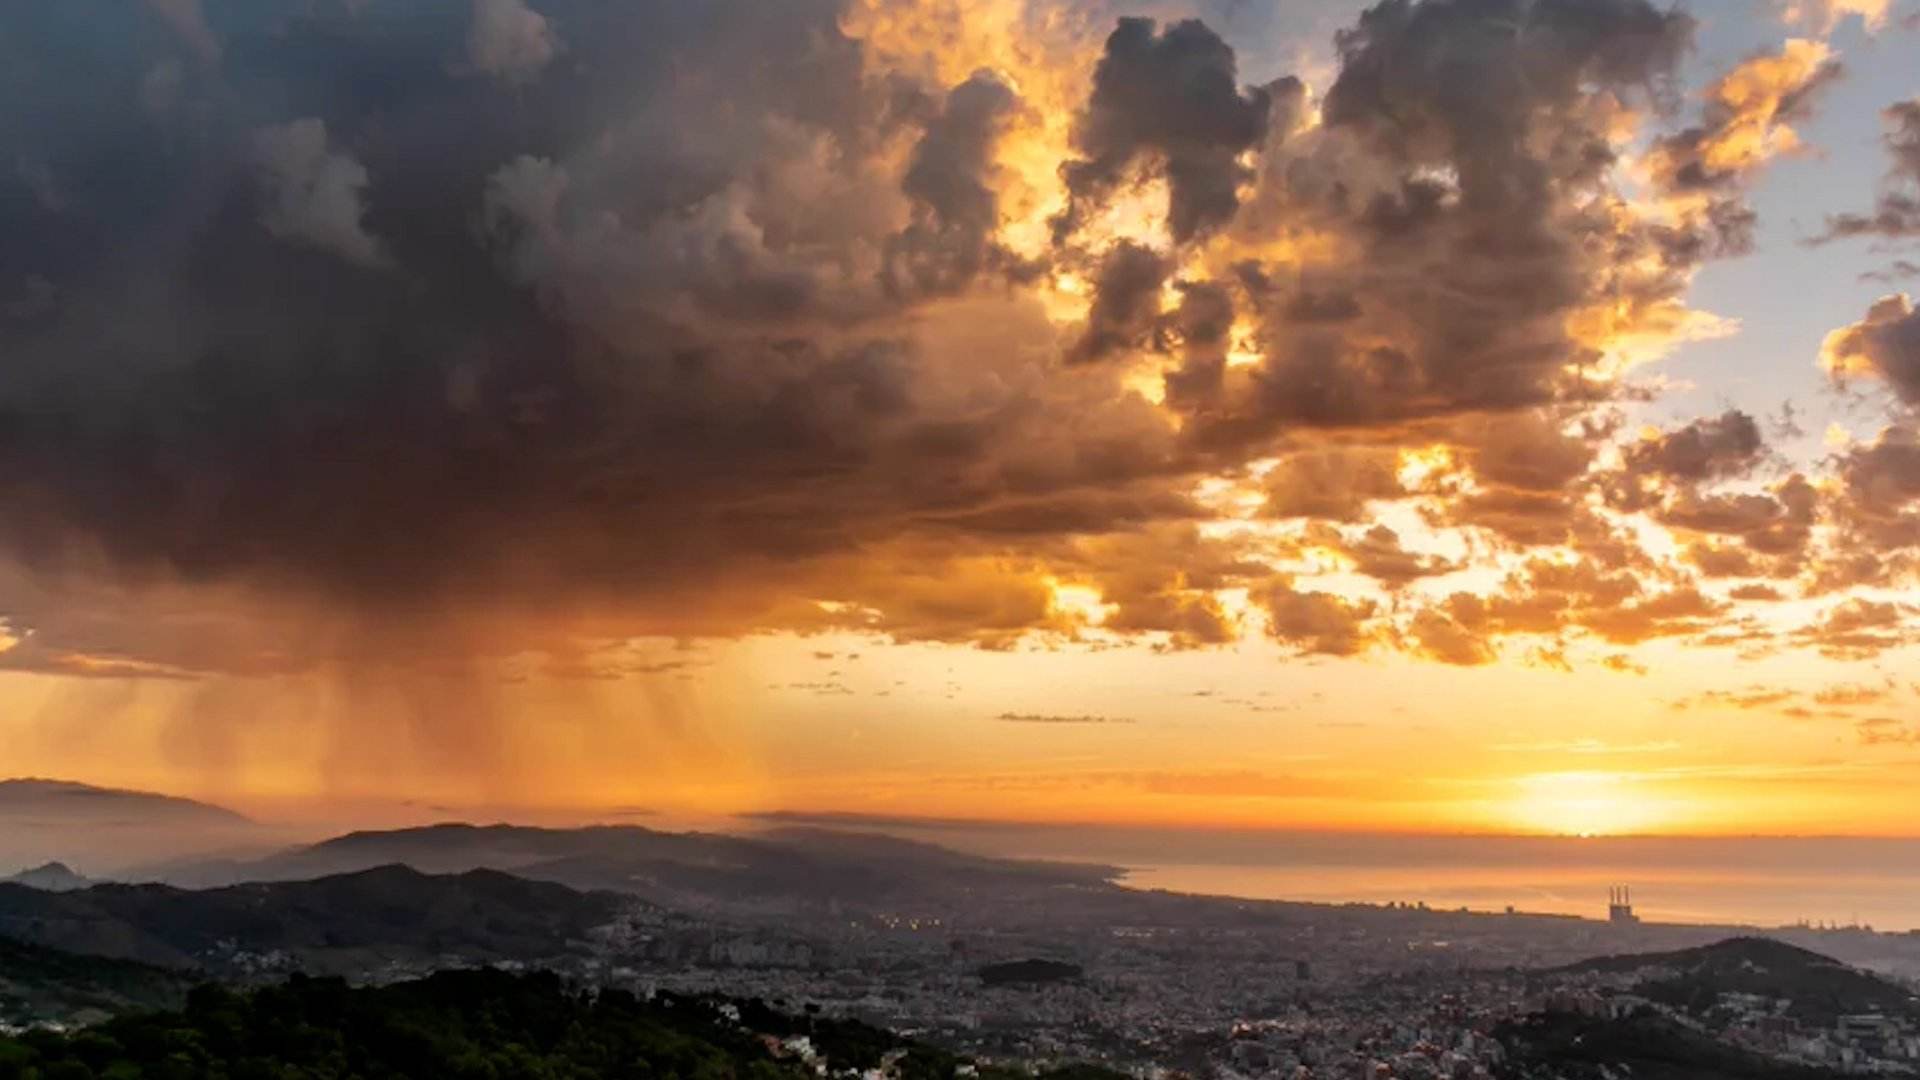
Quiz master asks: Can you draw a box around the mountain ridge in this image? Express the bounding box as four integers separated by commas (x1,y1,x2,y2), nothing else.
0,863,625,976
151,821,1121,918
0,778,252,827
2,861,90,892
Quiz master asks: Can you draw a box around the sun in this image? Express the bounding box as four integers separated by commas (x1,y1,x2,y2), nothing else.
1506,771,1678,837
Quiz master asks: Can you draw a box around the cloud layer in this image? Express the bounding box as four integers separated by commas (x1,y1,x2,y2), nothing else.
0,0,1915,693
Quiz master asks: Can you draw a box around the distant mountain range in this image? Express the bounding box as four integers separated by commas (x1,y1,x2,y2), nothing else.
0,778,251,828
0,863,624,976
0,778,266,876
153,822,1118,918
3,861,90,892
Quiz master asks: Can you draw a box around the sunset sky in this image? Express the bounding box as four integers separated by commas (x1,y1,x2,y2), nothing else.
3,0,1919,839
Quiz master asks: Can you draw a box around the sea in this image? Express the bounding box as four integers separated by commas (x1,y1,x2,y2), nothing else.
771,819,1920,933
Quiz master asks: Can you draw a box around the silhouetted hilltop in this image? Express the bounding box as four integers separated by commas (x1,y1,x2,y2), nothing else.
0,864,623,975
977,958,1083,986
1562,936,1919,1027
2,862,89,892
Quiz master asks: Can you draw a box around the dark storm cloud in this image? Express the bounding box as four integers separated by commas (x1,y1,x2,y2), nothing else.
1891,100,1920,184
1308,523,1458,587
1595,411,1818,575
1861,259,1920,283
1071,240,1171,361
1462,411,1596,492
1260,446,1405,522
1792,597,1916,659
1407,607,1496,666
994,712,1135,725
1171,0,1698,447
0,0,1885,681
1172,280,1234,348
1645,40,1841,255
1053,17,1272,246
1161,280,1236,406
1819,99,1920,242
886,69,1023,297
1825,423,1920,556
1320,0,1691,223
1822,293,1920,406
250,118,389,268
1659,478,1817,560
0,0,1207,670
1322,0,1690,165
1822,296,1920,559
1414,412,1613,557
1257,579,1378,657
1402,547,1744,664
464,0,561,84
1621,410,1767,482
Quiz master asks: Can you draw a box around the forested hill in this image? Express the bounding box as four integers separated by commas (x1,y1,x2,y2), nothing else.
0,968,1127,1080
1497,1010,1852,1080
0,935,193,1028
1560,936,1920,1027
0,864,624,975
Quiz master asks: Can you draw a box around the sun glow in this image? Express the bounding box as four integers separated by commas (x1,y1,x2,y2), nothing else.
1506,771,1682,837
1224,317,1264,367
1396,445,1457,489
1047,580,1113,628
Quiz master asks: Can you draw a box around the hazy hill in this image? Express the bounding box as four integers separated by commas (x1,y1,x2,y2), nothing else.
158,823,1117,916
1,862,89,892
0,934,194,1027
1563,936,1920,1027
0,864,624,976
976,958,1083,986
0,779,249,828
0,778,266,876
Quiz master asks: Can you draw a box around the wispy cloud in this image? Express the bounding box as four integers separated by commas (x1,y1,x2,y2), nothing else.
995,712,1135,725
1491,739,1684,755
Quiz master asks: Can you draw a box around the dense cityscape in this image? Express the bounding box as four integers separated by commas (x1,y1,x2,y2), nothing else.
580,887,1920,1077
12,803,1913,1079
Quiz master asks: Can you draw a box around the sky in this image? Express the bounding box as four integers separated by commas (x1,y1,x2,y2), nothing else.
2,0,1920,840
